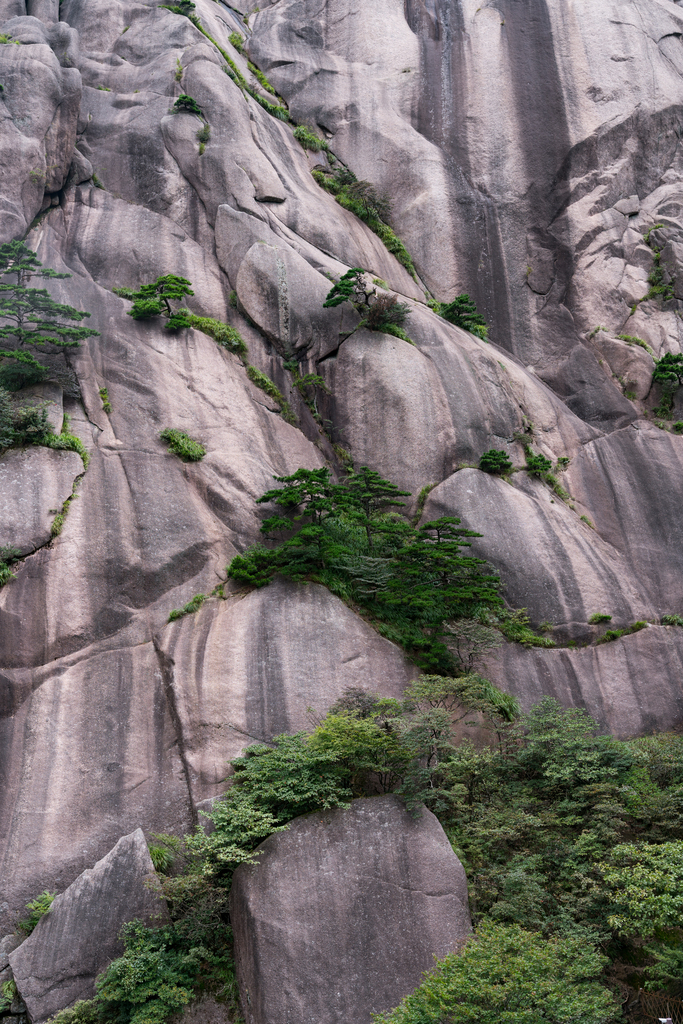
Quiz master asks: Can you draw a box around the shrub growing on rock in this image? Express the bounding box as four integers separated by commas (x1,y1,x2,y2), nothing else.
478,449,512,475
432,293,488,341
160,428,205,462
0,544,20,587
293,125,327,151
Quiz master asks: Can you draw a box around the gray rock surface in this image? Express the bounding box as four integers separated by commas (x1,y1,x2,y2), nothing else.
230,795,471,1024
9,829,166,1024
2,0,683,935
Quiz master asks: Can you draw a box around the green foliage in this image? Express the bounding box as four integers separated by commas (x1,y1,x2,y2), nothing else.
0,34,21,44
662,614,683,626
172,93,203,117
0,544,20,587
488,607,556,648
374,922,618,1024
51,480,79,537
18,890,56,935
323,267,366,308
0,359,49,391
589,613,612,624
174,58,183,82
168,593,206,622
433,293,488,340
0,241,98,377
653,353,683,401
188,315,247,357
96,884,238,1024
674,420,683,433
47,1000,101,1024
293,125,327,151
312,167,416,276
161,0,197,15
595,621,647,644
618,333,654,356
361,293,412,340
116,274,194,328
160,428,205,462
248,62,276,94
196,123,210,153
99,386,111,413
228,31,243,51
479,449,512,475
147,834,181,874
245,365,295,422
0,980,17,1013
227,466,502,672
525,452,553,476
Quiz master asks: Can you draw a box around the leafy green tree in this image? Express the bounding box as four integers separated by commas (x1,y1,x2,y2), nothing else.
0,240,98,374
173,94,203,118
373,921,618,1024
526,452,553,476
114,274,195,329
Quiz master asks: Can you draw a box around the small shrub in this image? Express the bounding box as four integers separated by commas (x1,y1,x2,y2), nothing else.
362,294,411,341
0,545,20,587
173,94,203,117
228,30,243,51
248,61,276,94
491,608,556,648
479,449,513,475
595,621,648,645
556,456,570,470
168,593,206,621
99,387,112,413
589,613,612,624
434,294,488,340
246,365,285,404
175,58,183,81
673,421,683,433
148,833,181,873
293,125,327,152
160,428,206,462
247,88,289,119
46,1000,100,1024
91,171,105,189
187,315,247,357
526,452,553,476
618,333,654,356
662,614,683,627
0,34,21,44
196,122,210,154
581,515,595,528
46,428,90,468
18,890,56,935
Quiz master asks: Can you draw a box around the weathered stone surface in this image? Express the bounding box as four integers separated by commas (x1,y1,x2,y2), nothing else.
10,829,166,1024
0,933,22,972
423,468,654,627
230,795,471,1024
0,447,82,556
158,579,416,798
484,626,683,738
174,997,234,1024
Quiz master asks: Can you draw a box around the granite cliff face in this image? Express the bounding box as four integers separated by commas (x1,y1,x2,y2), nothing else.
2,0,683,930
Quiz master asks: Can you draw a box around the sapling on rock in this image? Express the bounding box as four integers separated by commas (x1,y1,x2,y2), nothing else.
479,450,513,475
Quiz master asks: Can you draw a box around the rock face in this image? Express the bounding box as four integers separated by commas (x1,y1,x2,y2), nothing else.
230,795,471,1024
2,0,683,933
9,829,166,1024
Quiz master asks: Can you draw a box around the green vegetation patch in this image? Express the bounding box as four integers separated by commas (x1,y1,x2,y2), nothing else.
430,293,488,341
160,428,206,462
168,593,206,622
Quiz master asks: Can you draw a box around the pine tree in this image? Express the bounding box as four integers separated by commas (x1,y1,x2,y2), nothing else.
114,274,195,330
437,294,488,340
0,240,99,376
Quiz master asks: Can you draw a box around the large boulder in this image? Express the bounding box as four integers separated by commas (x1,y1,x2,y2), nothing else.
9,829,166,1024
230,794,471,1024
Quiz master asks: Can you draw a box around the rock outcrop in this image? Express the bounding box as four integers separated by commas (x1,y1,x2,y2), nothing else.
9,829,166,1024
2,0,683,932
230,794,471,1024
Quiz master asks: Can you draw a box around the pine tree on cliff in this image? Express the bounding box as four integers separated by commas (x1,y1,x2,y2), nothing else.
0,240,99,383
